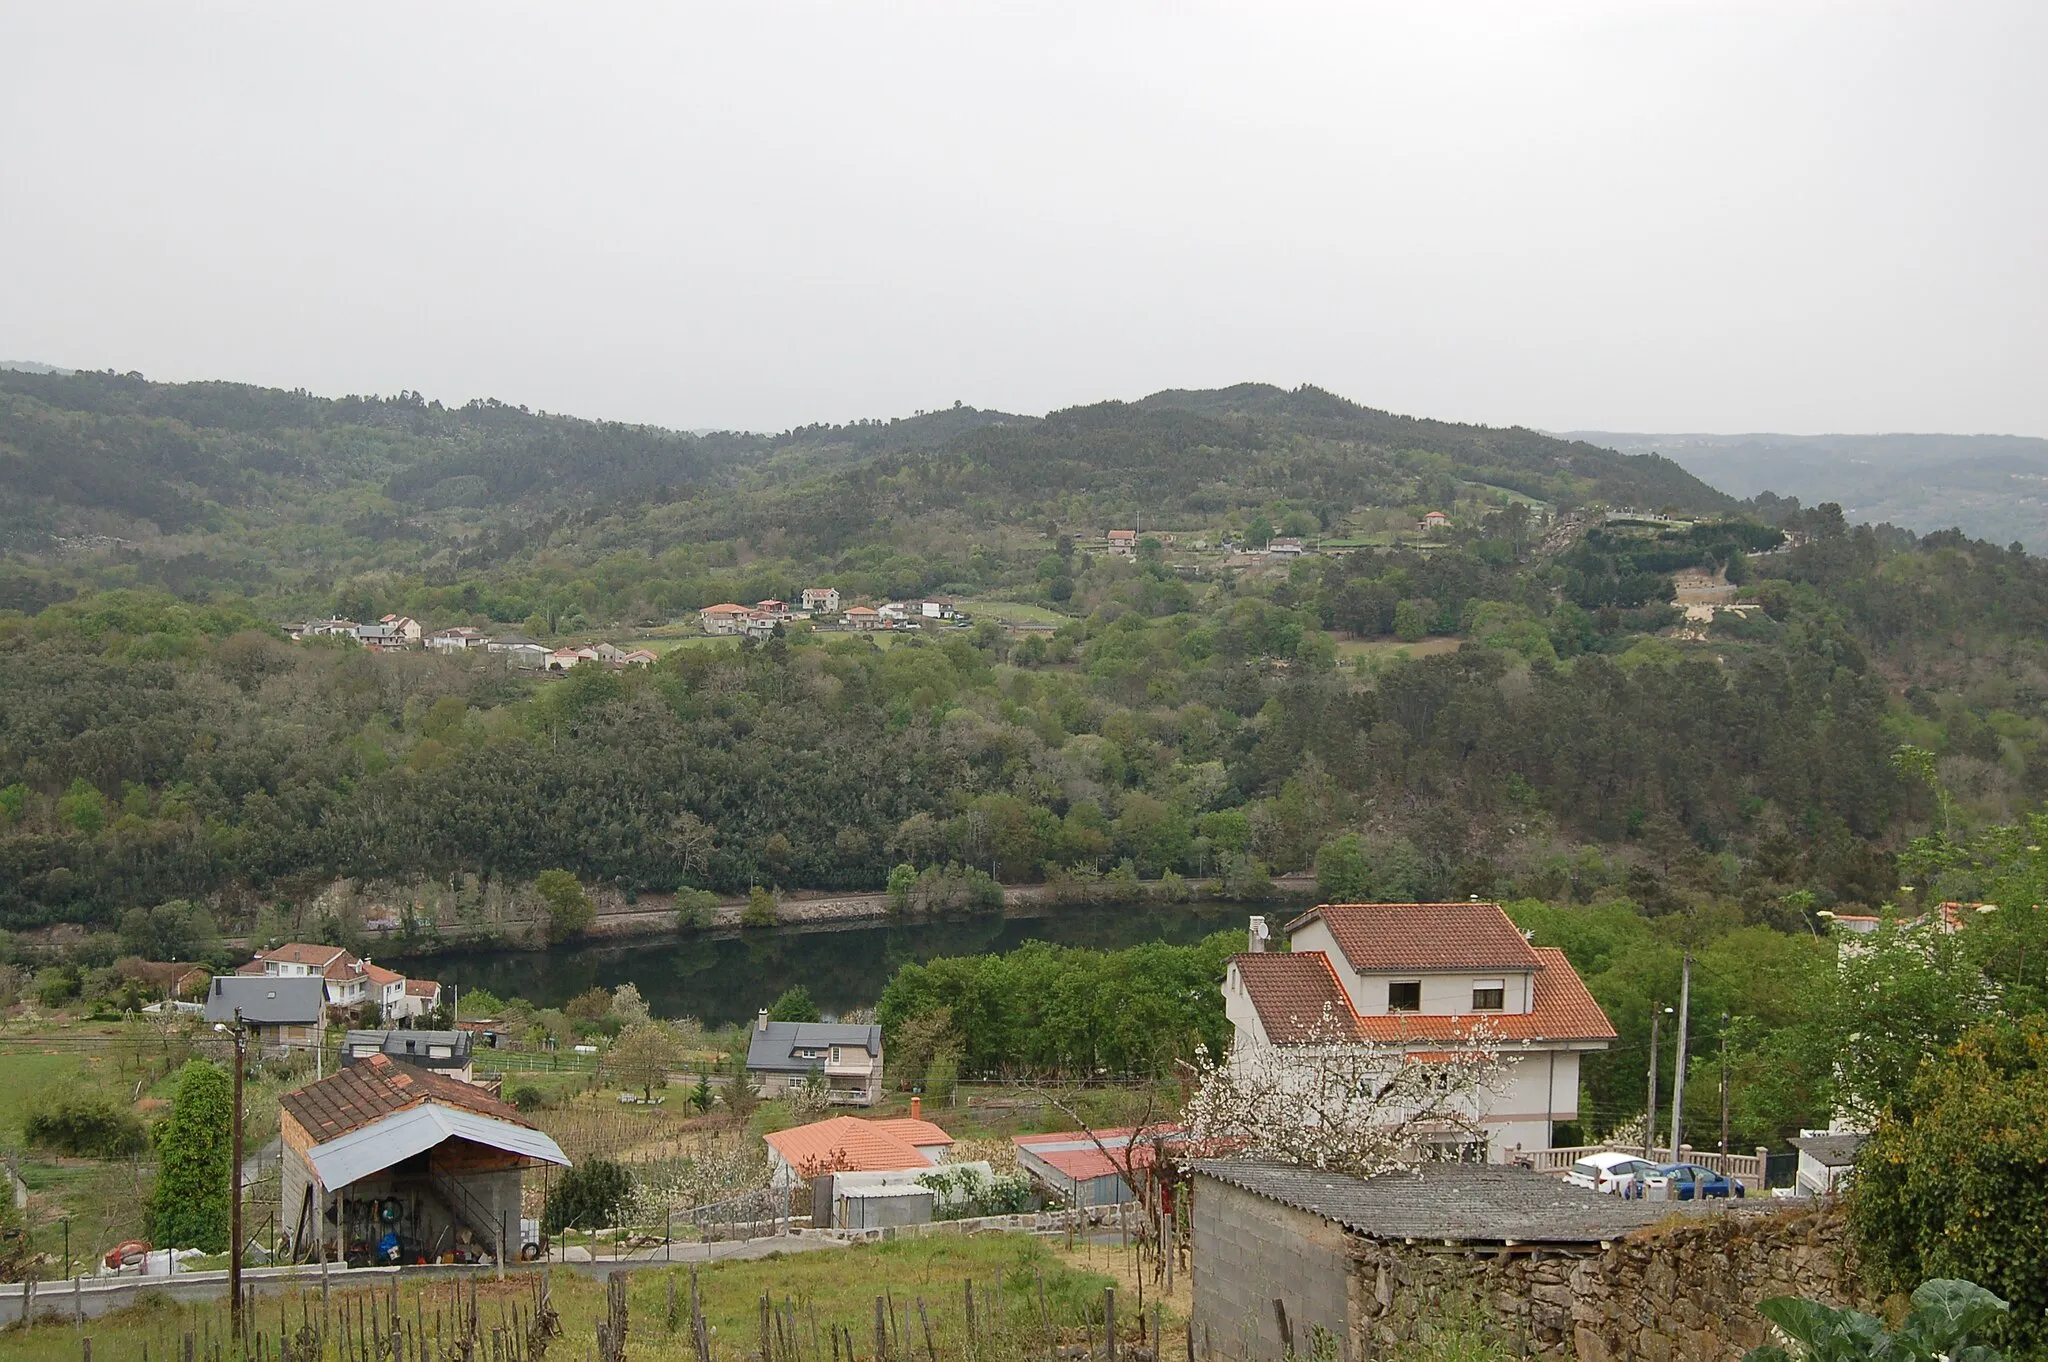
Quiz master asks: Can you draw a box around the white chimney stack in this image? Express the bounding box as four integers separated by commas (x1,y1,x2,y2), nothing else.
1248,916,1271,952
757,1008,770,1032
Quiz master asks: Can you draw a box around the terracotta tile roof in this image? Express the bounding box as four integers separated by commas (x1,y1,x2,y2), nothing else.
404,978,441,996
1352,948,1615,1043
253,942,355,969
362,963,403,985
280,1053,529,1143
763,1116,939,1176
1236,947,1615,1046
870,1118,954,1148
1232,953,1362,1042
1290,903,1544,972
700,603,749,615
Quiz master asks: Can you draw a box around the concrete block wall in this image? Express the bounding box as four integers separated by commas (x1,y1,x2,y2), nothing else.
1193,1178,1354,1362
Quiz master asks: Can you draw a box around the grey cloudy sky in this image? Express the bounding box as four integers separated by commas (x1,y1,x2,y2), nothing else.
3,2,2043,436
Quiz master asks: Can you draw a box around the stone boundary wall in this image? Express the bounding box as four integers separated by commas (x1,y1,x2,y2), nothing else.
1353,1205,1863,1362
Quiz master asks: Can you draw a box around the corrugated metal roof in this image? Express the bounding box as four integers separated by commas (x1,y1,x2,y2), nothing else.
1191,1159,1684,1245
306,1104,568,1188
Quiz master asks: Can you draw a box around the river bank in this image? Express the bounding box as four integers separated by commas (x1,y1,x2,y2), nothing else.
405,893,1291,1023
337,871,1319,958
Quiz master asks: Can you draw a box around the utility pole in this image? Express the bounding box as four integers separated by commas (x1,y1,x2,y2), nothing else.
1669,952,1692,1163
228,1009,246,1342
1643,1004,1664,1160
1719,1011,1731,1157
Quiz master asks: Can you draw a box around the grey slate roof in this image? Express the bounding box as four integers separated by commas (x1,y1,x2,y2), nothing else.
206,974,326,1025
1191,1158,1689,1245
1791,1133,1866,1167
342,1029,473,1070
746,1020,881,1074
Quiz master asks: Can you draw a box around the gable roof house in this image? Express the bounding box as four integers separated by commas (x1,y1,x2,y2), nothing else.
801,587,841,614
1224,904,1615,1162
427,626,488,653
344,1028,476,1082
280,1054,567,1265
746,1012,883,1106
699,603,752,635
1107,529,1138,556
206,975,326,1056
239,944,423,1020
379,615,424,644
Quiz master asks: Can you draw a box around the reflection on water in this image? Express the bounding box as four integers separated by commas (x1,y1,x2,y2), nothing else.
410,901,1254,1026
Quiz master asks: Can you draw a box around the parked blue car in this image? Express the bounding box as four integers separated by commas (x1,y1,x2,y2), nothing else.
1641,1162,1745,1200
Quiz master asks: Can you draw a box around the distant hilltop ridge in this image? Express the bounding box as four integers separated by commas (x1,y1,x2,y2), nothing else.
0,360,74,376
1565,430,2048,552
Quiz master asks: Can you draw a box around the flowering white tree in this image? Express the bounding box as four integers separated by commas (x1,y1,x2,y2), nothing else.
1181,1006,1508,1177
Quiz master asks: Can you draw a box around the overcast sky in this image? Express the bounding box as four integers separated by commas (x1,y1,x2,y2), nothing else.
3,2,2042,436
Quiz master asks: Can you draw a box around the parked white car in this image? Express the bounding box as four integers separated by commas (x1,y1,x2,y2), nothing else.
1565,1152,1659,1195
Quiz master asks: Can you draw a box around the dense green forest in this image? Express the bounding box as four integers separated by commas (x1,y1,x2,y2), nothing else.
1,369,2045,941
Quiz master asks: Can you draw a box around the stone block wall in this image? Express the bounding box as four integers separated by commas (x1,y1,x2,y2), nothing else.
1194,1177,1356,1362
1351,1206,1863,1362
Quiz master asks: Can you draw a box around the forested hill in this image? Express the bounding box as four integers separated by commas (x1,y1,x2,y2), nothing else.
1,369,1730,611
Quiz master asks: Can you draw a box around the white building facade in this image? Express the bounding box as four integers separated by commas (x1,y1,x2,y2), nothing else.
1224,903,1615,1162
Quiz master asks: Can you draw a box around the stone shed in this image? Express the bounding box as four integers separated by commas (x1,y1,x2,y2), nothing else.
1190,1160,1861,1362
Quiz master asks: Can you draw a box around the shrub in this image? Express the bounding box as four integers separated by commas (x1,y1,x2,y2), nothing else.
1849,1018,2047,1355
23,1084,148,1157
543,1157,633,1232
33,965,81,1008
740,886,778,928
507,1084,547,1112
674,887,718,931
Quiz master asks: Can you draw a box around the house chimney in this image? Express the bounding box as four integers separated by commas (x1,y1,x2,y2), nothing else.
757,1008,770,1033
1248,916,1271,952
911,1096,922,1121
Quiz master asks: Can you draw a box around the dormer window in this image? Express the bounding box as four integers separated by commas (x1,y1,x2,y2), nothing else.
1472,981,1505,1011
1388,981,1422,1012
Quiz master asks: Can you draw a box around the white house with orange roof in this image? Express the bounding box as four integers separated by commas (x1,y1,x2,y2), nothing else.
1223,903,1615,1161
240,943,437,1022
698,603,751,635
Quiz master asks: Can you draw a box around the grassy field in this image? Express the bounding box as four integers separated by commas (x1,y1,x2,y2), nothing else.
1328,634,1463,663
959,600,1071,628
0,1234,1142,1362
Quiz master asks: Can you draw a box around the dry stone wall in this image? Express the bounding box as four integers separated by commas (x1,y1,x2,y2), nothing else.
1352,1205,1863,1362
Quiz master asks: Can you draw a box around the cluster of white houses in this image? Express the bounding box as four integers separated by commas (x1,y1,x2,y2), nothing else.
290,616,655,671
698,590,963,637
204,942,443,1056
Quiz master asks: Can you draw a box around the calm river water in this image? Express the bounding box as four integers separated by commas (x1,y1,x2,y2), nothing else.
409,900,1260,1026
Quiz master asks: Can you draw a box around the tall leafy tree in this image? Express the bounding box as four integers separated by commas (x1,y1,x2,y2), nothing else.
147,1059,233,1252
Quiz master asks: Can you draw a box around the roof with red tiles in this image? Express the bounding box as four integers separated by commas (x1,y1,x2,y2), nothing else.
1289,903,1544,973
1232,953,1361,1043
362,963,403,985
247,943,365,980
763,1116,941,1176
869,1118,955,1148
280,1053,529,1143
1235,946,1615,1046
1352,948,1616,1043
